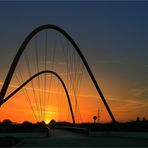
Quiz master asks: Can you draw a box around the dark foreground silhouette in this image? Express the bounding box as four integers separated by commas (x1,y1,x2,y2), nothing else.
0,136,20,147
0,119,148,147
0,119,148,133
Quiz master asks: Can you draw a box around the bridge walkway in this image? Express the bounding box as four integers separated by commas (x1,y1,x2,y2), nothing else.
12,129,148,147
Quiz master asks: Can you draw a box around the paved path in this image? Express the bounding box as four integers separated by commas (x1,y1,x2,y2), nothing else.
12,129,148,147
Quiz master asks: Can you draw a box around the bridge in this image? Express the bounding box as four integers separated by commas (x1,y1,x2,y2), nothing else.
0,24,116,125
1,24,148,147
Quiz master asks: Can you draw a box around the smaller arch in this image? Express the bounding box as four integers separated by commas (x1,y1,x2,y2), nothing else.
0,70,75,124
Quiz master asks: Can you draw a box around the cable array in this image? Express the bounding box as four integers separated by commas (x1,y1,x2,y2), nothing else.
6,30,85,123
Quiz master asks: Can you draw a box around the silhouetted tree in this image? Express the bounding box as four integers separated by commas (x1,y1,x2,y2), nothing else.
49,119,56,129
22,121,32,125
2,119,13,125
22,121,33,132
136,117,140,121
143,117,146,121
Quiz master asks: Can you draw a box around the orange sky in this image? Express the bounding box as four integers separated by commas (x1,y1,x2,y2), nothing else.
0,77,147,124
0,55,148,124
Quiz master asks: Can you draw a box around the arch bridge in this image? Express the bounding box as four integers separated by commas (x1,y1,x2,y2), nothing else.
0,24,117,127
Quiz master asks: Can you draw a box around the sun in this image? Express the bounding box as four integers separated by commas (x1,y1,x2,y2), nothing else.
44,120,50,124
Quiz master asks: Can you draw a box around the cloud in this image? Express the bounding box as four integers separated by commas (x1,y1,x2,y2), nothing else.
95,59,123,65
0,81,65,96
107,97,148,112
75,93,148,111
0,82,18,89
40,60,66,66
130,87,148,100
144,64,148,68
1,81,147,114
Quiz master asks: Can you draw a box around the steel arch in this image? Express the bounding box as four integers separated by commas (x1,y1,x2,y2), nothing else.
0,70,75,124
0,24,117,126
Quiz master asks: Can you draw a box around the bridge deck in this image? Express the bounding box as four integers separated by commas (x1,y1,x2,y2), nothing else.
3,129,145,147
0,129,148,147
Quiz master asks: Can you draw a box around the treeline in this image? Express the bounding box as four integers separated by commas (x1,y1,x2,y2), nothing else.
50,120,148,132
77,120,148,132
0,119,46,133
0,119,148,133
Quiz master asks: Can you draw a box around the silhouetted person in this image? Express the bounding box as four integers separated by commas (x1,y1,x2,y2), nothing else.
46,126,51,137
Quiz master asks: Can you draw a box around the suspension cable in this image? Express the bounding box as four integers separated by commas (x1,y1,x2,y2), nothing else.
15,66,38,121
34,36,42,121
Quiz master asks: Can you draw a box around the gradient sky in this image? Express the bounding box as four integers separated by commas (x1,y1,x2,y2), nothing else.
0,1,148,123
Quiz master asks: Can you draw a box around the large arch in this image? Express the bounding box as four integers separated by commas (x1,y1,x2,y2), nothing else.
0,24,117,126
0,70,75,124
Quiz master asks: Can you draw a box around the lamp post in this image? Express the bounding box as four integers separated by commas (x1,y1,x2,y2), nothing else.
93,116,97,124
93,115,97,135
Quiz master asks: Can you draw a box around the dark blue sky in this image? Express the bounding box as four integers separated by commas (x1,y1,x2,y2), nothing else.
0,1,148,121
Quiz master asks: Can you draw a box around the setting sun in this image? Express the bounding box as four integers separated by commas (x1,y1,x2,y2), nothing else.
45,120,49,124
